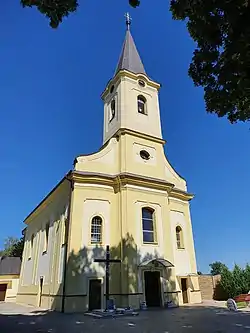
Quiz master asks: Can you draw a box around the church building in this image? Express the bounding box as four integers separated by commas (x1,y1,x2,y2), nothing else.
17,15,201,312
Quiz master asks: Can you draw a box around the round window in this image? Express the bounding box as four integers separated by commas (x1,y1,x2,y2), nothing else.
140,150,150,160
138,80,145,87
110,85,114,94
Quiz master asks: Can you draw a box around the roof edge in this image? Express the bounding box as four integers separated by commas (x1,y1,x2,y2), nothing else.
23,170,72,224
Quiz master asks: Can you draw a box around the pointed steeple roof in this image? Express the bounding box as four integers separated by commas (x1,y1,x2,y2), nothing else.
115,13,146,76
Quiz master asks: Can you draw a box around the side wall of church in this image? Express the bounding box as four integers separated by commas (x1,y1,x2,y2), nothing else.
17,180,71,311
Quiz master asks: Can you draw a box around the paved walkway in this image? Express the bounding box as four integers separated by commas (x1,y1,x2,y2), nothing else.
1,302,250,332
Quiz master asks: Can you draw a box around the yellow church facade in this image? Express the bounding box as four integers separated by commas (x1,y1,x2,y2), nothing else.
17,18,201,312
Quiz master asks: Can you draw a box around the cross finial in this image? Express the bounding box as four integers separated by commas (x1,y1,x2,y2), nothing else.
125,12,132,30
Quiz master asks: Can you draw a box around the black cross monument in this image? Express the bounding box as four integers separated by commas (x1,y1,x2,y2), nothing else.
94,245,121,309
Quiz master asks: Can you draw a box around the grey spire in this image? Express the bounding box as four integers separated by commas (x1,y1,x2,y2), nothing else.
115,13,146,76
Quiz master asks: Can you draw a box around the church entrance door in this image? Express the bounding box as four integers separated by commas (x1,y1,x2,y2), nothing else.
0,284,7,301
144,271,161,307
88,279,102,311
181,278,188,304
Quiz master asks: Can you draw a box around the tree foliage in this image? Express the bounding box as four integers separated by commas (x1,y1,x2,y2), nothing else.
0,236,24,259
209,261,228,275
219,265,234,298
170,0,250,123
213,262,250,299
20,0,250,123
20,0,140,29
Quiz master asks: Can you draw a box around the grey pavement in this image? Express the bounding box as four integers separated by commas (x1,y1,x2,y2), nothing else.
1,301,250,333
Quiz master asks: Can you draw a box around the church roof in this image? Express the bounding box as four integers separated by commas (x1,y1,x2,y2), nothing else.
115,27,146,76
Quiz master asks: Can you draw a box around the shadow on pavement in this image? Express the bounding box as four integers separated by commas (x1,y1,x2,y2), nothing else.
1,304,250,333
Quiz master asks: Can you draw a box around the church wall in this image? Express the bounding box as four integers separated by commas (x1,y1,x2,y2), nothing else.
120,134,186,191
170,209,191,275
75,132,186,192
169,198,201,304
118,186,178,308
64,184,121,312
169,199,198,274
103,76,162,144
120,77,162,139
122,187,174,263
120,134,164,179
75,137,120,175
17,180,71,310
103,78,122,142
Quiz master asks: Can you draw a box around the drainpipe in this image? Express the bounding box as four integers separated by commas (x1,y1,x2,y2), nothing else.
61,173,73,313
117,175,124,298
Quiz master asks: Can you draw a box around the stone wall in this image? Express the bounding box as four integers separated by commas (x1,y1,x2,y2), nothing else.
198,274,221,300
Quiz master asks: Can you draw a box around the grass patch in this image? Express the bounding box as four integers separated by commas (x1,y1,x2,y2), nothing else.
236,302,247,308
224,301,248,309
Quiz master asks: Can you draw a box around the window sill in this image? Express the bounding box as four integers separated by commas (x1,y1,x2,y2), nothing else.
143,242,158,246
177,247,185,251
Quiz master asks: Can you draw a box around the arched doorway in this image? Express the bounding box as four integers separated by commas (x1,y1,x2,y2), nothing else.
139,258,174,308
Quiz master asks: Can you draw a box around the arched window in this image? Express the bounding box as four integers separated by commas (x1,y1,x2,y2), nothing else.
176,226,184,249
142,208,155,243
137,95,147,115
109,99,116,122
91,216,103,244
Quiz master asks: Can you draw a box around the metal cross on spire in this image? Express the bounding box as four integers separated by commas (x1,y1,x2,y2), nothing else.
125,12,132,30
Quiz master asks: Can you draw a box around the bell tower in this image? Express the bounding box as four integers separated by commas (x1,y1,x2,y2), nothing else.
101,13,163,145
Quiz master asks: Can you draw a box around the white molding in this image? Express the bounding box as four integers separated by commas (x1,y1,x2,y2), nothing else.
124,184,167,195
83,198,111,204
75,183,113,190
135,200,161,208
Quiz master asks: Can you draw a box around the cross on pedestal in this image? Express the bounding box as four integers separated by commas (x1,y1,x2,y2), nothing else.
94,245,121,309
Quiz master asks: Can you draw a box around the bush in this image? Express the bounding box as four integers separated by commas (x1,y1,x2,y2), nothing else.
218,263,250,299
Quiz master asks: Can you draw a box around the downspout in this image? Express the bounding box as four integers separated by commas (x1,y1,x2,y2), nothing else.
61,173,73,313
117,132,125,299
117,175,123,297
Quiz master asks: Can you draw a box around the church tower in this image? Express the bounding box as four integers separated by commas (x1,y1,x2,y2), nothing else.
102,13,162,144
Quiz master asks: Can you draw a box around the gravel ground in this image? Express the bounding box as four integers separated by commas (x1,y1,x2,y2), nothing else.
1,301,250,333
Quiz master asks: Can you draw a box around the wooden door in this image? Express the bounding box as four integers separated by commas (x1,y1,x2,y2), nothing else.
144,271,161,307
88,279,102,311
0,284,7,302
181,278,188,304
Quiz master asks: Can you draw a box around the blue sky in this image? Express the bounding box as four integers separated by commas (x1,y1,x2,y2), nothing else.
1,1,249,273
